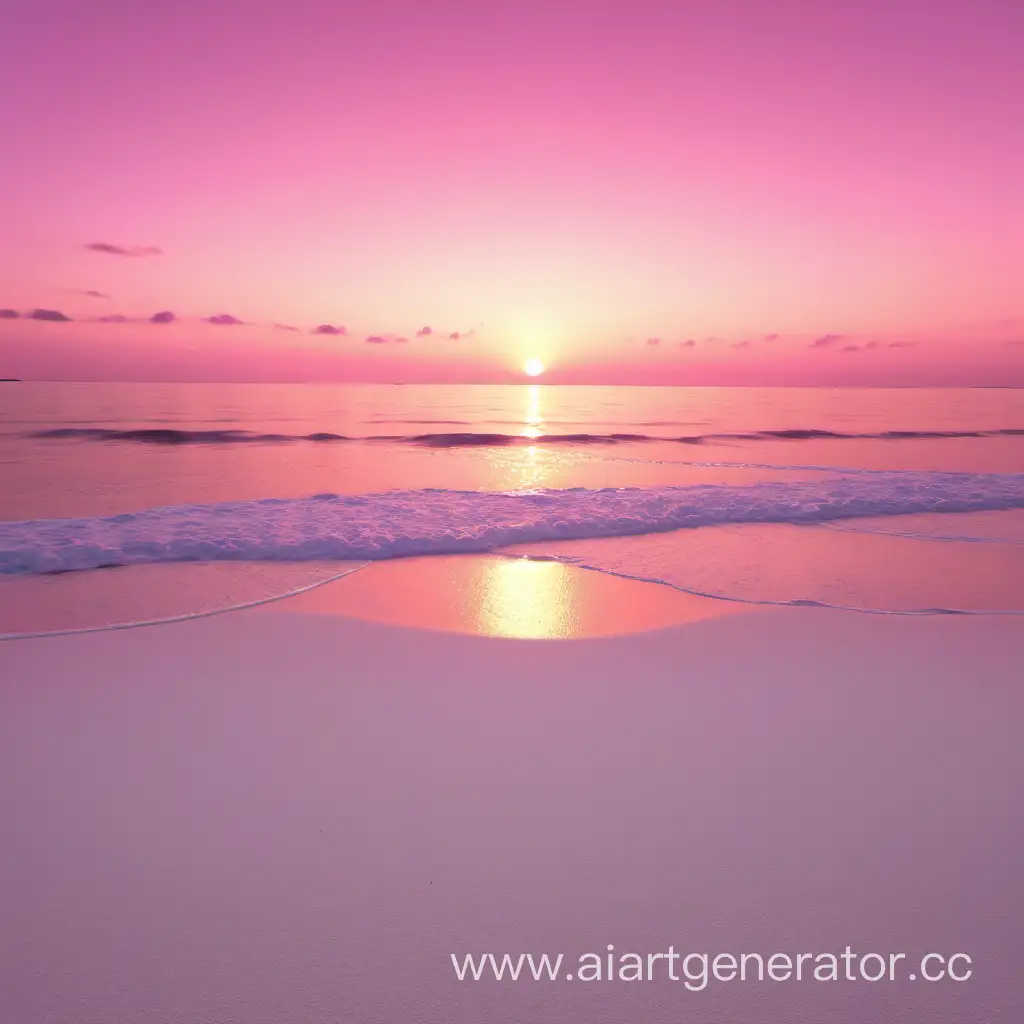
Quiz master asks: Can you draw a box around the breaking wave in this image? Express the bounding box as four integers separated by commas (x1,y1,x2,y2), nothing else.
4,470,1024,575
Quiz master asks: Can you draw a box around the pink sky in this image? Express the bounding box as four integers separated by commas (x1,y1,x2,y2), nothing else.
1,0,1022,385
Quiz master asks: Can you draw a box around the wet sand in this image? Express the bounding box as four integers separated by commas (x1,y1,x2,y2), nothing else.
0,554,744,640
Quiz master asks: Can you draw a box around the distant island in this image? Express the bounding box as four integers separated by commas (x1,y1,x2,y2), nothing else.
0,377,22,382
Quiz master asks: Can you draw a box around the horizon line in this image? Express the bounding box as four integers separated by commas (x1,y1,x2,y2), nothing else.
3,378,1022,390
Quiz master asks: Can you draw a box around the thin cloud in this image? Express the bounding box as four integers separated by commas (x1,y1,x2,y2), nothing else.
365,334,409,345
677,339,696,348
841,344,861,353
30,308,72,321
312,324,345,335
85,242,163,258
864,340,881,350
64,288,110,299
448,331,461,340
810,333,845,349
703,336,721,344
97,313,130,323
646,337,661,347
763,333,779,341
150,310,176,324
732,340,751,349
1003,339,1024,346
274,323,300,332
416,325,432,337
887,341,919,349
204,313,244,326
0,308,19,319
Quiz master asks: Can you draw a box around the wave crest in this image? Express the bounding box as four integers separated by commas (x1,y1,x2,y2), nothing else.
27,426,1024,447
3,471,1024,575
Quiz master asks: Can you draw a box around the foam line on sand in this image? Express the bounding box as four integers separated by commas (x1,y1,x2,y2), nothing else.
0,562,371,642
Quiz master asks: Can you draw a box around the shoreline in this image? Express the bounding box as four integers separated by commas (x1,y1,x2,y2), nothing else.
0,554,750,641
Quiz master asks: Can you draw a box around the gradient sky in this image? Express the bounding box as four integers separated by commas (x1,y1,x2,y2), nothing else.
1,0,1022,384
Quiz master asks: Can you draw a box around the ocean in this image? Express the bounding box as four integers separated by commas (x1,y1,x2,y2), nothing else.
3,382,1024,635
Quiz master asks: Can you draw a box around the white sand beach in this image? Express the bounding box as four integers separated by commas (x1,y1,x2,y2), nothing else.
1,605,1020,1023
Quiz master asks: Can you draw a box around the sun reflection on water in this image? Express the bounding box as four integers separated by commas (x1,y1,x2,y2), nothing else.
477,557,574,639
524,384,543,439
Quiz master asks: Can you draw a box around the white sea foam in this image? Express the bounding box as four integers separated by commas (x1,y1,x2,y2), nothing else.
3,471,1024,575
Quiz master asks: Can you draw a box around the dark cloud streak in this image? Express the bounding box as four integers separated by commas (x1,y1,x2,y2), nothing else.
85,243,163,258
30,308,72,321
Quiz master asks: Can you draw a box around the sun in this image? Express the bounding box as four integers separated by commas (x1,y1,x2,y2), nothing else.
523,358,545,377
